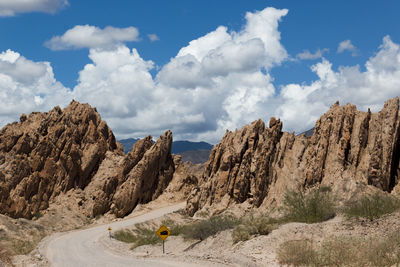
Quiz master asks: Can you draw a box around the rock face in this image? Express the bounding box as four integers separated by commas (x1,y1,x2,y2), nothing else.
0,101,176,219
187,97,400,216
110,131,175,217
0,101,120,218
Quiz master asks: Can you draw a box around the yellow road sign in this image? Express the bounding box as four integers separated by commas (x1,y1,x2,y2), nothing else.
108,227,112,231
156,225,170,241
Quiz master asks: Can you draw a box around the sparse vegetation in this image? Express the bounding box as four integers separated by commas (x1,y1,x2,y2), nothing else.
232,214,278,243
33,211,43,219
161,219,185,236
114,223,162,249
277,239,318,266
277,232,400,267
343,192,400,220
282,186,336,223
181,214,239,241
114,229,136,243
11,239,36,255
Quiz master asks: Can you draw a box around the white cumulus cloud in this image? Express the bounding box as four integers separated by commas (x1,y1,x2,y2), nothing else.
277,35,400,133
147,34,159,42
337,39,358,56
1,7,399,145
296,48,329,60
0,49,72,125
0,0,68,16
45,25,140,50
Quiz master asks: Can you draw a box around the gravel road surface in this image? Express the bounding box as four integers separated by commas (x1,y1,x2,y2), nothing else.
40,202,214,267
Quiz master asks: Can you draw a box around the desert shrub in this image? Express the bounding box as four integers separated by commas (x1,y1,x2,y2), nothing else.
182,214,239,241
161,219,186,236
114,229,136,243
282,186,335,223
114,224,162,249
130,224,161,249
344,193,400,220
318,236,366,266
277,239,319,266
32,211,43,219
11,239,36,255
277,232,400,267
232,225,252,243
232,214,278,243
366,231,400,267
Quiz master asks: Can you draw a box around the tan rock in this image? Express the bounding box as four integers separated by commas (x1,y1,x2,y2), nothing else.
0,101,121,218
111,131,175,217
187,97,400,215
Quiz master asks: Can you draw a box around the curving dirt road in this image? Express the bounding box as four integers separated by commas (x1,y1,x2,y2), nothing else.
40,202,220,267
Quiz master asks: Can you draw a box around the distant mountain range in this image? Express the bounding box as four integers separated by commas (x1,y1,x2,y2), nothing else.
118,138,213,163
118,138,140,154
299,128,314,137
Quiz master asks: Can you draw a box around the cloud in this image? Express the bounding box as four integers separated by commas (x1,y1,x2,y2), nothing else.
0,0,68,16
147,34,159,42
296,48,329,60
277,35,400,133
1,7,400,145
73,46,155,121
45,25,140,50
337,39,358,56
0,49,72,125
71,7,288,141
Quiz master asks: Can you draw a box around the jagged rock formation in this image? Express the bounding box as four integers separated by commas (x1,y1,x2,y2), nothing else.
0,101,120,218
0,101,176,219
186,97,400,216
110,131,174,217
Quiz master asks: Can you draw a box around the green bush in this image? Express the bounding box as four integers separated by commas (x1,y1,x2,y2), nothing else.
232,225,252,243
344,193,400,220
161,219,186,236
182,215,239,241
114,224,162,249
114,229,136,243
282,186,335,223
232,214,278,243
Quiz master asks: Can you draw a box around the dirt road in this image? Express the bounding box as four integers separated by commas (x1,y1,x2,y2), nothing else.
40,202,222,267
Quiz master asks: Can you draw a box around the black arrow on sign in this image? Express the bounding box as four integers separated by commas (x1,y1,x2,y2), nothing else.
160,230,169,235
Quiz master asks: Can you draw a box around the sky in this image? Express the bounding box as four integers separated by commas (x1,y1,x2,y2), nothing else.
0,0,399,144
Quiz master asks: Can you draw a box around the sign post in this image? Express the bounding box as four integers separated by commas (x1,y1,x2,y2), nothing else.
108,226,112,239
155,225,170,254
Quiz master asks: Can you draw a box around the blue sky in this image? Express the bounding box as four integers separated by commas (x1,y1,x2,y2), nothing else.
0,0,399,143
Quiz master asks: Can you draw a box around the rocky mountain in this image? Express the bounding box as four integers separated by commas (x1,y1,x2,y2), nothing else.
120,138,212,163
119,138,213,155
0,101,178,219
299,128,314,137
186,97,400,216
118,138,140,154
171,141,213,154
179,149,211,164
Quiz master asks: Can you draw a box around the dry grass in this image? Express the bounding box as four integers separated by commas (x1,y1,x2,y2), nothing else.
181,214,239,241
344,193,400,220
281,186,336,224
232,214,278,243
114,223,162,249
277,232,400,266
277,239,318,266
